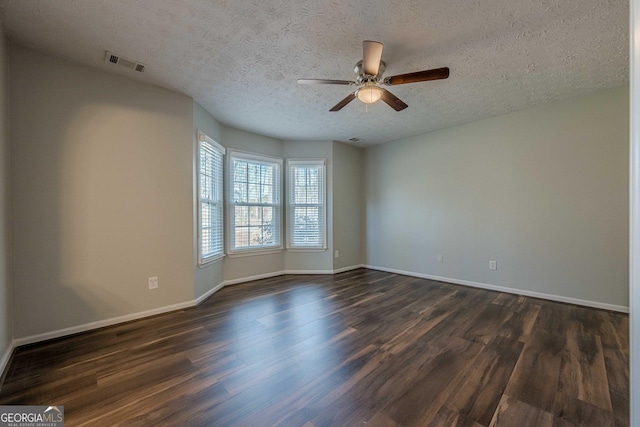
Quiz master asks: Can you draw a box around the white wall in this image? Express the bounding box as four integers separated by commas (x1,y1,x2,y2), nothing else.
9,45,196,339
333,141,364,270
193,101,224,299
365,86,629,309
0,23,12,370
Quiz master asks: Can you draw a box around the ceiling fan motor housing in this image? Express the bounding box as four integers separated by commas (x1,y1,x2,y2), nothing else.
354,60,386,83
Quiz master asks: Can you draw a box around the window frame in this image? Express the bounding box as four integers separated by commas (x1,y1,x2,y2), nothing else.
197,130,226,266
286,158,327,251
227,149,283,256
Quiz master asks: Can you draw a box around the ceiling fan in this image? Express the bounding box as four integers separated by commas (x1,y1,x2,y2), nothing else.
298,40,449,112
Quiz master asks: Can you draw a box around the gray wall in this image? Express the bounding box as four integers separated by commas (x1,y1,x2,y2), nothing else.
193,101,224,299
365,86,629,307
0,24,12,364
333,141,364,270
10,45,196,338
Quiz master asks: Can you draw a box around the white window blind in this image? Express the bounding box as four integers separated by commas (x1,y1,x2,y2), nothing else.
228,150,282,253
287,159,326,250
198,131,225,265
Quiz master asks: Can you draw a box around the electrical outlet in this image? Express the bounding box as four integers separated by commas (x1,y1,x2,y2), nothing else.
334,250,339,258
437,254,444,263
489,261,497,271
148,276,158,289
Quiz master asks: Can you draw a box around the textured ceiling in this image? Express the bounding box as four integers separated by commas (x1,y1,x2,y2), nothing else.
0,0,629,145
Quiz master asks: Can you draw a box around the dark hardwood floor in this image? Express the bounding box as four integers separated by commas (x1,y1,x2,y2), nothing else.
0,269,629,426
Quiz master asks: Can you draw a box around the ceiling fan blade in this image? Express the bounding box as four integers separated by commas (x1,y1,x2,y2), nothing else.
363,40,383,76
329,93,356,112
384,67,450,85
297,79,354,85
380,89,408,111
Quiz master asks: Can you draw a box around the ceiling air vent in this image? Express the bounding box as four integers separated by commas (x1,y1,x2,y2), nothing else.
348,137,360,142
104,51,145,73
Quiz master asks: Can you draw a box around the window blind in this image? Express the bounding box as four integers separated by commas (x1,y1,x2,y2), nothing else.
198,131,225,264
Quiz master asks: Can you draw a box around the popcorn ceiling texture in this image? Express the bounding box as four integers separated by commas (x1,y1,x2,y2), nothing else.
0,0,628,145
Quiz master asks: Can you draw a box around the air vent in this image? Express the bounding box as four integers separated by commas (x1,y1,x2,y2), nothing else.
104,51,145,73
348,137,360,142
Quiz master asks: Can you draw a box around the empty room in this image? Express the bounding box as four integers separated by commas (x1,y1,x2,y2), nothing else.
0,0,635,426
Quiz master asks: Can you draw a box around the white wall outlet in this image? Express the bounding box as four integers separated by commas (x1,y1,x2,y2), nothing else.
148,276,158,289
334,250,339,258
437,254,444,263
489,261,497,271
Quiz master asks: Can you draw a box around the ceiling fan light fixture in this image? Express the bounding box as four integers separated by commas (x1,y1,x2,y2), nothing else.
356,84,383,104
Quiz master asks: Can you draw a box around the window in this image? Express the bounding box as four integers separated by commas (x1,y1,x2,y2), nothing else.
287,159,326,250
228,150,282,254
197,131,225,265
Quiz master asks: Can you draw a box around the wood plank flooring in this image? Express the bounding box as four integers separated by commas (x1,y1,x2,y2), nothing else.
0,269,629,426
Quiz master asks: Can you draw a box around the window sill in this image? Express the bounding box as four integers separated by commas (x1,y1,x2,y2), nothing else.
227,248,284,258
198,254,225,268
286,248,327,253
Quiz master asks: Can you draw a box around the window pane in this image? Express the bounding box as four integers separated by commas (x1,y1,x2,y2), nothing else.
260,165,271,184
293,206,320,245
234,182,247,203
249,206,262,226
248,183,260,203
262,183,273,204
295,187,306,204
200,174,210,199
248,163,260,183
201,202,211,228
261,227,274,245
235,206,249,226
201,227,211,254
263,206,273,222
235,226,249,247
235,161,247,181
307,169,319,203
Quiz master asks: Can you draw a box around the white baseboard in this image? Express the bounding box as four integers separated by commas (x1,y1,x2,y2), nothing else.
0,340,15,380
223,271,286,286
283,269,334,274
365,264,629,313
13,300,196,347
282,264,365,275
195,281,225,305
223,265,365,285
333,264,366,274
